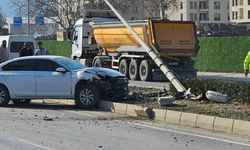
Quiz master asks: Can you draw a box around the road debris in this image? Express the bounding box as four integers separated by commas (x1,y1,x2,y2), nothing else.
43,116,53,121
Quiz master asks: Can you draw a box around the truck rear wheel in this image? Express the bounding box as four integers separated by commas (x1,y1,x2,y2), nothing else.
139,60,152,81
129,59,140,80
119,59,129,78
93,58,102,67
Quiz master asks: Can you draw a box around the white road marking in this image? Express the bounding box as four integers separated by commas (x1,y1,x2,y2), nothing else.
3,135,52,150
15,138,52,150
67,110,98,117
133,123,250,147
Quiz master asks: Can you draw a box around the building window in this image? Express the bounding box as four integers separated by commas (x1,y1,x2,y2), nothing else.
181,13,183,21
190,1,193,9
232,11,235,20
236,0,238,6
180,2,183,9
233,0,234,6
240,0,243,5
214,13,220,21
214,1,220,9
194,2,197,9
239,8,244,19
236,11,238,20
248,0,250,5
194,13,197,21
200,13,209,21
199,1,208,9
190,13,194,21
248,11,250,19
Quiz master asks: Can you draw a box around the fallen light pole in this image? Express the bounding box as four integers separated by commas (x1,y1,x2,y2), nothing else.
103,0,229,104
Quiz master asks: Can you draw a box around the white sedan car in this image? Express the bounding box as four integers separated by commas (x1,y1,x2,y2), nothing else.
0,56,128,108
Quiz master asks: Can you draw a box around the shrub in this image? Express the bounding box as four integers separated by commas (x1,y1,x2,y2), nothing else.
169,79,250,103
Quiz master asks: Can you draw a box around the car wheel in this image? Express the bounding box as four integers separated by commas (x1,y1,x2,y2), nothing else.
75,85,99,109
119,59,129,78
129,59,140,80
0,85,10,107
139,60,152,81
12,99,31,105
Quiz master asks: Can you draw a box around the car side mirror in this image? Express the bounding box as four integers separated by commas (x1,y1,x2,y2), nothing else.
56,67,67,73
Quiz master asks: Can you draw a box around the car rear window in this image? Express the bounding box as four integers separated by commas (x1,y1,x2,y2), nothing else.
10,42,34,52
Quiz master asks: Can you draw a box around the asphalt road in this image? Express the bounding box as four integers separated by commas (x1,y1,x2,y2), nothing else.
0,103,250,150
129,72,250,89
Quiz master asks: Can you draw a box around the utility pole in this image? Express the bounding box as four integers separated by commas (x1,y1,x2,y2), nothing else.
27,0,30,35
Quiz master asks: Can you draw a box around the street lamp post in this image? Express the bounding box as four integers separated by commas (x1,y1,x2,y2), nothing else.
27,0,30,35
160,0,166,19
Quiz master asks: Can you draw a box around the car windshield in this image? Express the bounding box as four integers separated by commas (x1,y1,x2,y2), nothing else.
55,57,85,70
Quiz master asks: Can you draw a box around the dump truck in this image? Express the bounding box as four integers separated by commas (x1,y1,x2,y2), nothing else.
72,11,199,81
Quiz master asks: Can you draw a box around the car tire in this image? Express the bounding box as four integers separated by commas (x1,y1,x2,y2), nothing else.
119,59,129,78
12,99,31,105
139,60,152,81
75,85,99,109
129,59,140,80
0,85,10,107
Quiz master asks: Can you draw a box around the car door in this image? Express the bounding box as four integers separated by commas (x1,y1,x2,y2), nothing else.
2,59,36,97
34,59,72,98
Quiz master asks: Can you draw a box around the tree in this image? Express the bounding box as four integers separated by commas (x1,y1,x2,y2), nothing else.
0,7,6,35
10,0,84,39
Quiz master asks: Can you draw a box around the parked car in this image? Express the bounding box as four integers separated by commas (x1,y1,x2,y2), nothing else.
0,56,128,108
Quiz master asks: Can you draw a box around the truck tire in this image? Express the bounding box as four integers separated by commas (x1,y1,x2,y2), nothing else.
93,58,102,67
139,60,152,81
119,59,129,78
0,85,10,107
75,85,99,109
129,59,140,80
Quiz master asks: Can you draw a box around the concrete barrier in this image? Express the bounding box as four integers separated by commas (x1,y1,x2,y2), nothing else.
214,117,234,133
165,110,182,124
153,109,167,121
126,104,138,117
233,120,250,135
113,103,127,114
196,115,215,130
180,112,198,127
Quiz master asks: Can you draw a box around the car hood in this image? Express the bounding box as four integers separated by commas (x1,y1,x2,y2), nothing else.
78,67,125,78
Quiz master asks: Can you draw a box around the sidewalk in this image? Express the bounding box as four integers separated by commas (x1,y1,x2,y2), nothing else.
197,72,250,82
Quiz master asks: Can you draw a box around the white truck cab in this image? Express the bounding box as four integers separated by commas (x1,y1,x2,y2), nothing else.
0,35,36,60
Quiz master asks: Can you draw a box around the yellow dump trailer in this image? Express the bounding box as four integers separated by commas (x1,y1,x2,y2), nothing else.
72,19,199,81
92,20,198,56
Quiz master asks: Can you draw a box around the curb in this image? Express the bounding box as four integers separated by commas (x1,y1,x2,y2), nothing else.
97,100,250,137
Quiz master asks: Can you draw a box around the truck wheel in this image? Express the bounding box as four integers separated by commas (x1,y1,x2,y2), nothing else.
0,85,10,107
93,58,102,67
119,59,129,78
12,99,31,105
129,59,140,80
75,85,99,109
139,60,152,81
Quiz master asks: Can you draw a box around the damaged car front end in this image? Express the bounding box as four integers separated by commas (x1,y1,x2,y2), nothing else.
81,67,129,100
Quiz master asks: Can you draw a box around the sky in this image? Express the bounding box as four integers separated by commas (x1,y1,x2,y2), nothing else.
1,0,16,17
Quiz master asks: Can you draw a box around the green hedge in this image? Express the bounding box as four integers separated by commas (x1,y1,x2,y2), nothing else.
195,36,250,73
170,79,250,104
39,40,72,57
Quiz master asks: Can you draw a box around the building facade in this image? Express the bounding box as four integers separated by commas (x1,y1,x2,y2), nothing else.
6,17,59,37
167,0,230,25
230,0,250,23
